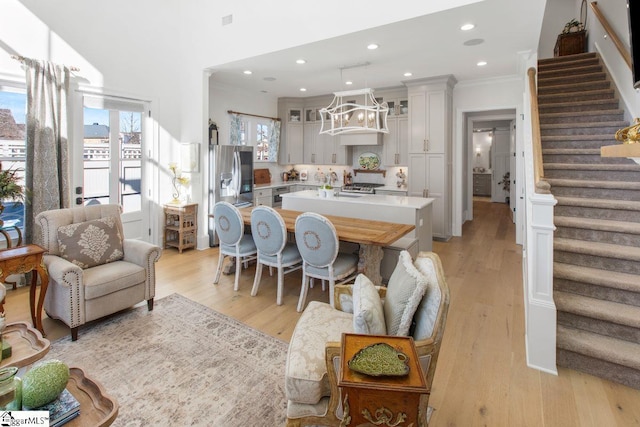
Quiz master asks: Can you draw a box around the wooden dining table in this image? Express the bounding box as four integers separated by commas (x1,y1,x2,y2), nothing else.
239,207,415,284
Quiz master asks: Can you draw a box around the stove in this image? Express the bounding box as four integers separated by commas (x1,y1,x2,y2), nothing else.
340,183,385,194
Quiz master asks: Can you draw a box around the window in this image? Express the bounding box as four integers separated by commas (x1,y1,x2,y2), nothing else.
0,86,26,228
230,114,280,162
256,122,270,161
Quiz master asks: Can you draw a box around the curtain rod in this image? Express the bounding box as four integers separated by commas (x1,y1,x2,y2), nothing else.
11,55,80,72
227,110,280,122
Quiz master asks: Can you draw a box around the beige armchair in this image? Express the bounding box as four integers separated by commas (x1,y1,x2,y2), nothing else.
35,204,162,341
284,251,450,427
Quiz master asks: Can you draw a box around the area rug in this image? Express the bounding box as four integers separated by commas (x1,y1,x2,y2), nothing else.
45,293,288,426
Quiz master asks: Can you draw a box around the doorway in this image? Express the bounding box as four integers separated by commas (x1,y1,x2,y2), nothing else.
464,110,517,225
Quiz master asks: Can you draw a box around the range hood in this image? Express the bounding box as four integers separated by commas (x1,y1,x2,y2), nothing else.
339,132,383,146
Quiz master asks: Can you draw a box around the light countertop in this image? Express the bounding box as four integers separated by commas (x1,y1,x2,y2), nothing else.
281,190,433,209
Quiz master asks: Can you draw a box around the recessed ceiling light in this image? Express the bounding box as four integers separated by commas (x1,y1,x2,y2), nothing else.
477,61,487,67
461,23,475,31
299,88,307,92
464,38,484,46
345,81,353,85
296,59,306,64
367,43,379,50
243,70,252,75
404,72,413,77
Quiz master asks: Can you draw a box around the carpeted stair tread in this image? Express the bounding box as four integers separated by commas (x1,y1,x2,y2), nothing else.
537,73,607,88
538,98,619,111
542,148,600,155
540,121,627,130
555,216,640,234
538,52,597,65
540,112,625,126
555,291,640,329
545,163,640,171
555,237,640,262
538,80,611,95
538,89,614,104
538,65,603,80
538,57,600,70
557,325,640,371
554,262,640,293
546,178,640,190
555,196,640,212
541,134,617,142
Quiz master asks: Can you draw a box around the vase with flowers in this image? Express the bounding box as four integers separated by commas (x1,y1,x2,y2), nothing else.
168,163,190,204
0,164,25,227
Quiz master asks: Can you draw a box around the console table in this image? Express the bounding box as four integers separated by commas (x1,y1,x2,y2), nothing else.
338,333,429,427
0,244,49,335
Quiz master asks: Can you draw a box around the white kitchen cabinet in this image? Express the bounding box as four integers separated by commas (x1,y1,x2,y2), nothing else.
254,187,273,207
277,98,304,165
303,122,320,164
408,90,446,154
383,116,408,166
405,75,456,240
304,122,348,165
409,153,447,239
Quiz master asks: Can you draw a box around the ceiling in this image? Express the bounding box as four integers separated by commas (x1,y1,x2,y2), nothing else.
208,0,545,98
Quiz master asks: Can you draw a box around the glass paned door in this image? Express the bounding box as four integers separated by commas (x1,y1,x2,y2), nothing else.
81,95,149,240
0,87,27,236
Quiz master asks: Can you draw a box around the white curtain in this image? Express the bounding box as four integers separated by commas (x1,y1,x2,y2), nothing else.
24,59,71,244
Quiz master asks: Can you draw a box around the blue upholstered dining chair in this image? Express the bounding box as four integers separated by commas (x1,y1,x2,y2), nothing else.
250,206,302,305
213,201,257,291
294,212,359,312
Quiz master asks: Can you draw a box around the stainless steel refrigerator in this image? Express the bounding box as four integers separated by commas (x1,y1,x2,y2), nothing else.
208,143,254,246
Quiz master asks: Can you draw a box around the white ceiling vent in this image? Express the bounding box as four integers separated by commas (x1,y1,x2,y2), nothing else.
222,15,233,26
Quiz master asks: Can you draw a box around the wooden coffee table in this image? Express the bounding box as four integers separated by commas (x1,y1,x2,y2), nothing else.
0,321,50,368
65,367,119,427
0,323,118,426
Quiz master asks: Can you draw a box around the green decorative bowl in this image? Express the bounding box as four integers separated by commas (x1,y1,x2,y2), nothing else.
348,342,410,377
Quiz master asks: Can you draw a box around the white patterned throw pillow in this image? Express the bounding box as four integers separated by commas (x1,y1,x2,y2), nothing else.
383,251,429,336
58,216,124,269
352,274,386,335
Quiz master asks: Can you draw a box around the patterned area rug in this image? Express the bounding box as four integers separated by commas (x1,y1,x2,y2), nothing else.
46,293,288,426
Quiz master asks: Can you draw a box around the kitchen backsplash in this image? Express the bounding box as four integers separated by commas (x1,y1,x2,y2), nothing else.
260,144,407,188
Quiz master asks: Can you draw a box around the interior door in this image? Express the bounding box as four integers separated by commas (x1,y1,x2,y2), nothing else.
76,94,151,240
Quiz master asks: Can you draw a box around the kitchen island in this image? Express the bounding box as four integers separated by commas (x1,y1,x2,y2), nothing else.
282,190,433,283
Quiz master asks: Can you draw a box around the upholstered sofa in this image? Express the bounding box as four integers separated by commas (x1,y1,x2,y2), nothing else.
284,251,450,426
35,204,162,340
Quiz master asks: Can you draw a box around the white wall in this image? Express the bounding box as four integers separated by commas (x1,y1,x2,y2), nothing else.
452,76,524,238
538,0,580,59
585,0,640,119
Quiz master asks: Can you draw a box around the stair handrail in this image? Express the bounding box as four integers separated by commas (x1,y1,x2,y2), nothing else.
590,1,632,69
527,67,551,194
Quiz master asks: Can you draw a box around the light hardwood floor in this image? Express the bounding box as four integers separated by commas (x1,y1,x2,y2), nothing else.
4,200,640,426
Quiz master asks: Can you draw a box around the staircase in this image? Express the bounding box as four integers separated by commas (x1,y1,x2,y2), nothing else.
537,52,640,389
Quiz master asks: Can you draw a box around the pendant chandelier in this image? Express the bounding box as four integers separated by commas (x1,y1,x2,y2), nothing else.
319,62,389,135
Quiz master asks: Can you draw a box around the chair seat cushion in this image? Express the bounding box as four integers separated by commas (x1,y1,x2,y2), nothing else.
57,216,124,269
221,234,256,256
305,253,358,279
83,260,146,300
285,301,353,404
259,242,301,266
